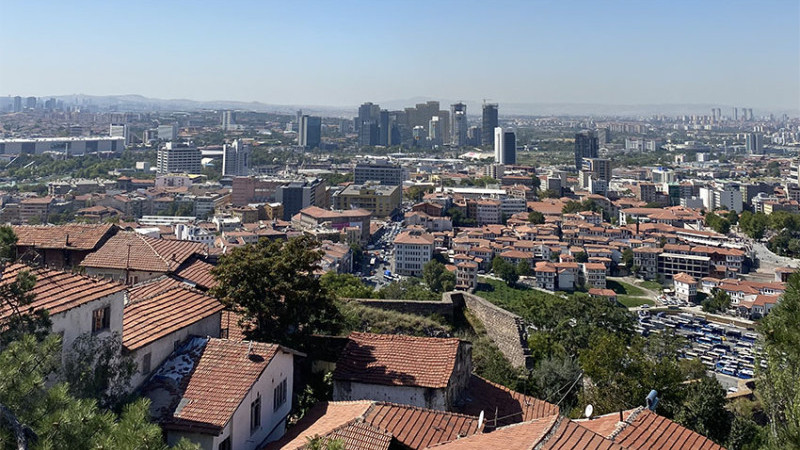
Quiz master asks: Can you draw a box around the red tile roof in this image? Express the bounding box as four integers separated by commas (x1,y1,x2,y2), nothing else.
81,232,206,273
0,263,125,321
313,419,393,450
454,375,559,428
333,332,463,389
173,258,217,289
266,401,376,449
542,419,622,449
426,415,558,450
122,286,223,351
13,223,116,250
146,338,283,434
127,276,186,302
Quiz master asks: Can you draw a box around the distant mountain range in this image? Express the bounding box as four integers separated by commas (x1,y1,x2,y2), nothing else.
17,93,796,118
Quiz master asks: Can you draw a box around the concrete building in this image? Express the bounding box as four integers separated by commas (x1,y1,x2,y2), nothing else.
580,158,612,189
393,229,435,276
298,115,322,149
222,139,250,177
574,130,599,171
481,103,498,147
0,136,125,155
275,178,327,221
746,133,764,155
354,160,406,186
109,123,130,146
450,102,468,147
332,182,401,217
157,143,202,174
455,261,478,291
673,272,698,303
494,128,516,165
292,206,372,243
156,124,177,141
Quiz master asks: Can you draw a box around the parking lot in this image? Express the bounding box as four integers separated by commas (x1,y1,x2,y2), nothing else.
637,311,760,393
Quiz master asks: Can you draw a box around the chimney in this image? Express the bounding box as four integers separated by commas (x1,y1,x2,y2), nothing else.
65,233,70,246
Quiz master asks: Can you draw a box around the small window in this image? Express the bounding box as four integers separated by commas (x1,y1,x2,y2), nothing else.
92,306,110,333
273,378,287,412
250,394,261,434
218,437,231,450
141,353,152,374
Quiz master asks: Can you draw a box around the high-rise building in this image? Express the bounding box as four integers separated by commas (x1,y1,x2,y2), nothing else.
157,124,178,141
733,107,739,121
429,116,442,145
295,109,302,131
275,178,326,220
354,160,406,186
157,143,202,174
574,130,599,170
356,102,380,133
746,133,764,155
222,139,250,176
221,111,235,131
12,96,22,113
358,121,379,147
379,110,390,146
451,103,468,146
109,123,129,146
467,126,481,146
25,97,36,109
494,127,516,165
481,103,498,147
299,115,322,148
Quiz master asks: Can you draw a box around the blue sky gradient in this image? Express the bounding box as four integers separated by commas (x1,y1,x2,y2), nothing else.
1,0,798,110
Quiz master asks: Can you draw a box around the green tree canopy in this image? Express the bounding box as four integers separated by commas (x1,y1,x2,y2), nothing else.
319,272,374,299
492,257,519,286
211,235,342,348
528,211,545,225
422,260,456,293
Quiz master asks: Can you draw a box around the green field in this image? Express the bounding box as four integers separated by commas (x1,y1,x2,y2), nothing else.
474,277,564,321
639,280,663,291
607,280,646,297
617,296,655,308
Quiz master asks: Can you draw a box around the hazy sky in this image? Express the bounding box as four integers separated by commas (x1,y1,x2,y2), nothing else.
1,0,798,110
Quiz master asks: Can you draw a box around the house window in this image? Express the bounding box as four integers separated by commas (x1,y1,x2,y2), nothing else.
273,378,287,411
250,394,261,434
92,306,110,333
141,353,152,374
218,437,231,450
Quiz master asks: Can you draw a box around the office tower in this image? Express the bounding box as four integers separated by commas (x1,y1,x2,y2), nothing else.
25,97,36,109
275,178,326,220
451,102,468,146
157,124,177,141
222,139,250,176
748,108,754,121
356,102,380,133
296,109,302,131
221,111,235,131
109,123,129,146
358,121,379,147
12,96,21,113
379,110,390,146
734,108,739,121
429,116,442,145
746,133,764,155
494,127,516,165
157,143,202,174
467,126,481,146
412,126,426,145
574,130,599,170
482,103,499,146
299,115,322,148
354,160,406,186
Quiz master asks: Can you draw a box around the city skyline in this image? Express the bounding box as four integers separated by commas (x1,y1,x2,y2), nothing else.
1,0,798,112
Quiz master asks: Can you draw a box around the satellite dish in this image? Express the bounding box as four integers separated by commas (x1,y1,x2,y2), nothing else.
584,404,594,419
477,410,484,430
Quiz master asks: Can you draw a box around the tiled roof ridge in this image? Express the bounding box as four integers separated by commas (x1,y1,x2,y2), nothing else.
367,401,483,421
608,406,644,441
128,283,207,306
349,331,462,344
5,261,123,289
322,416,394,441
137,233,174,270
531,415,566,450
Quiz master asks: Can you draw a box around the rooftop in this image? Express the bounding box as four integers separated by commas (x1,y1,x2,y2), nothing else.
80,232,206,273
13,223,116,251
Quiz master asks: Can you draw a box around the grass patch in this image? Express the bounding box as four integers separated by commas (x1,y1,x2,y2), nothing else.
475,277,564,321
454,309,524,389
607,280,646,297
338,301,451,337
617,296,655,307
639,280,663,291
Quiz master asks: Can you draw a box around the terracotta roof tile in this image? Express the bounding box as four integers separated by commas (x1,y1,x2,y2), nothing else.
606,408,725,450
13,223,116,250
122,286,223,351
542,419,622,449
425,415,557,449
333,332,462,389
266,401,375,449
0,263,125,321
127,276,186,302
454,375,559,428
81,232,206,273
364,403,481,449
173,258,217,289
144,338,282,433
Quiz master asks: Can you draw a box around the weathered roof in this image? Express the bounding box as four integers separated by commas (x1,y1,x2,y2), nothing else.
542,419,622,449
13,223,116,250
144,337,283,434
394,230,435,246
81,232,206,273
173,258,217,289
333,332,462,389
672,272,698,285
122,286,223,351
266,401,375,450
127,276,186,302
454,375,559,428
425,415,559,450
0,263,125,321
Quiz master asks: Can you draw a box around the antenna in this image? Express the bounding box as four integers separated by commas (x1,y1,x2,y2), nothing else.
477,410,484,430
584,404,594,419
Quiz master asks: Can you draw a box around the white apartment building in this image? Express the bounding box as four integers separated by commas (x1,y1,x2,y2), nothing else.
393,229,434,277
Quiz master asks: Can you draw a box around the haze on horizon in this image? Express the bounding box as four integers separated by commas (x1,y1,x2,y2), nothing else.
1,0,798,112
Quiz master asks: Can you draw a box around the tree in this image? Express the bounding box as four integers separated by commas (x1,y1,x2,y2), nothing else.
0,334,199,450
675,376,732,444
528,211,545,225
758,273,800,446
527,356,581,413
319,272,373,299
573,251,588,263
492,257,519,286
0,225,17,262
622,248,634,269
739,211,768,240
530,175,541,191
62,332,137,410
422,260,456,293
377,278,438,301
0,270,48,347
705,212,731,234
702,288,731,313
210,236,342,349
515,261,531,278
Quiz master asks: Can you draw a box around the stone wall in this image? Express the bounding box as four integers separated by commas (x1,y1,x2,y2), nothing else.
345,296,454,319
445,291,532,369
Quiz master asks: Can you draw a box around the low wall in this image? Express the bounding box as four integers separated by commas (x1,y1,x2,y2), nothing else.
345,296,454,319
445,291,532,369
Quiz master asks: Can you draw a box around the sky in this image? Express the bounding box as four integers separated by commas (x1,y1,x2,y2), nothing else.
1,0,798,111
